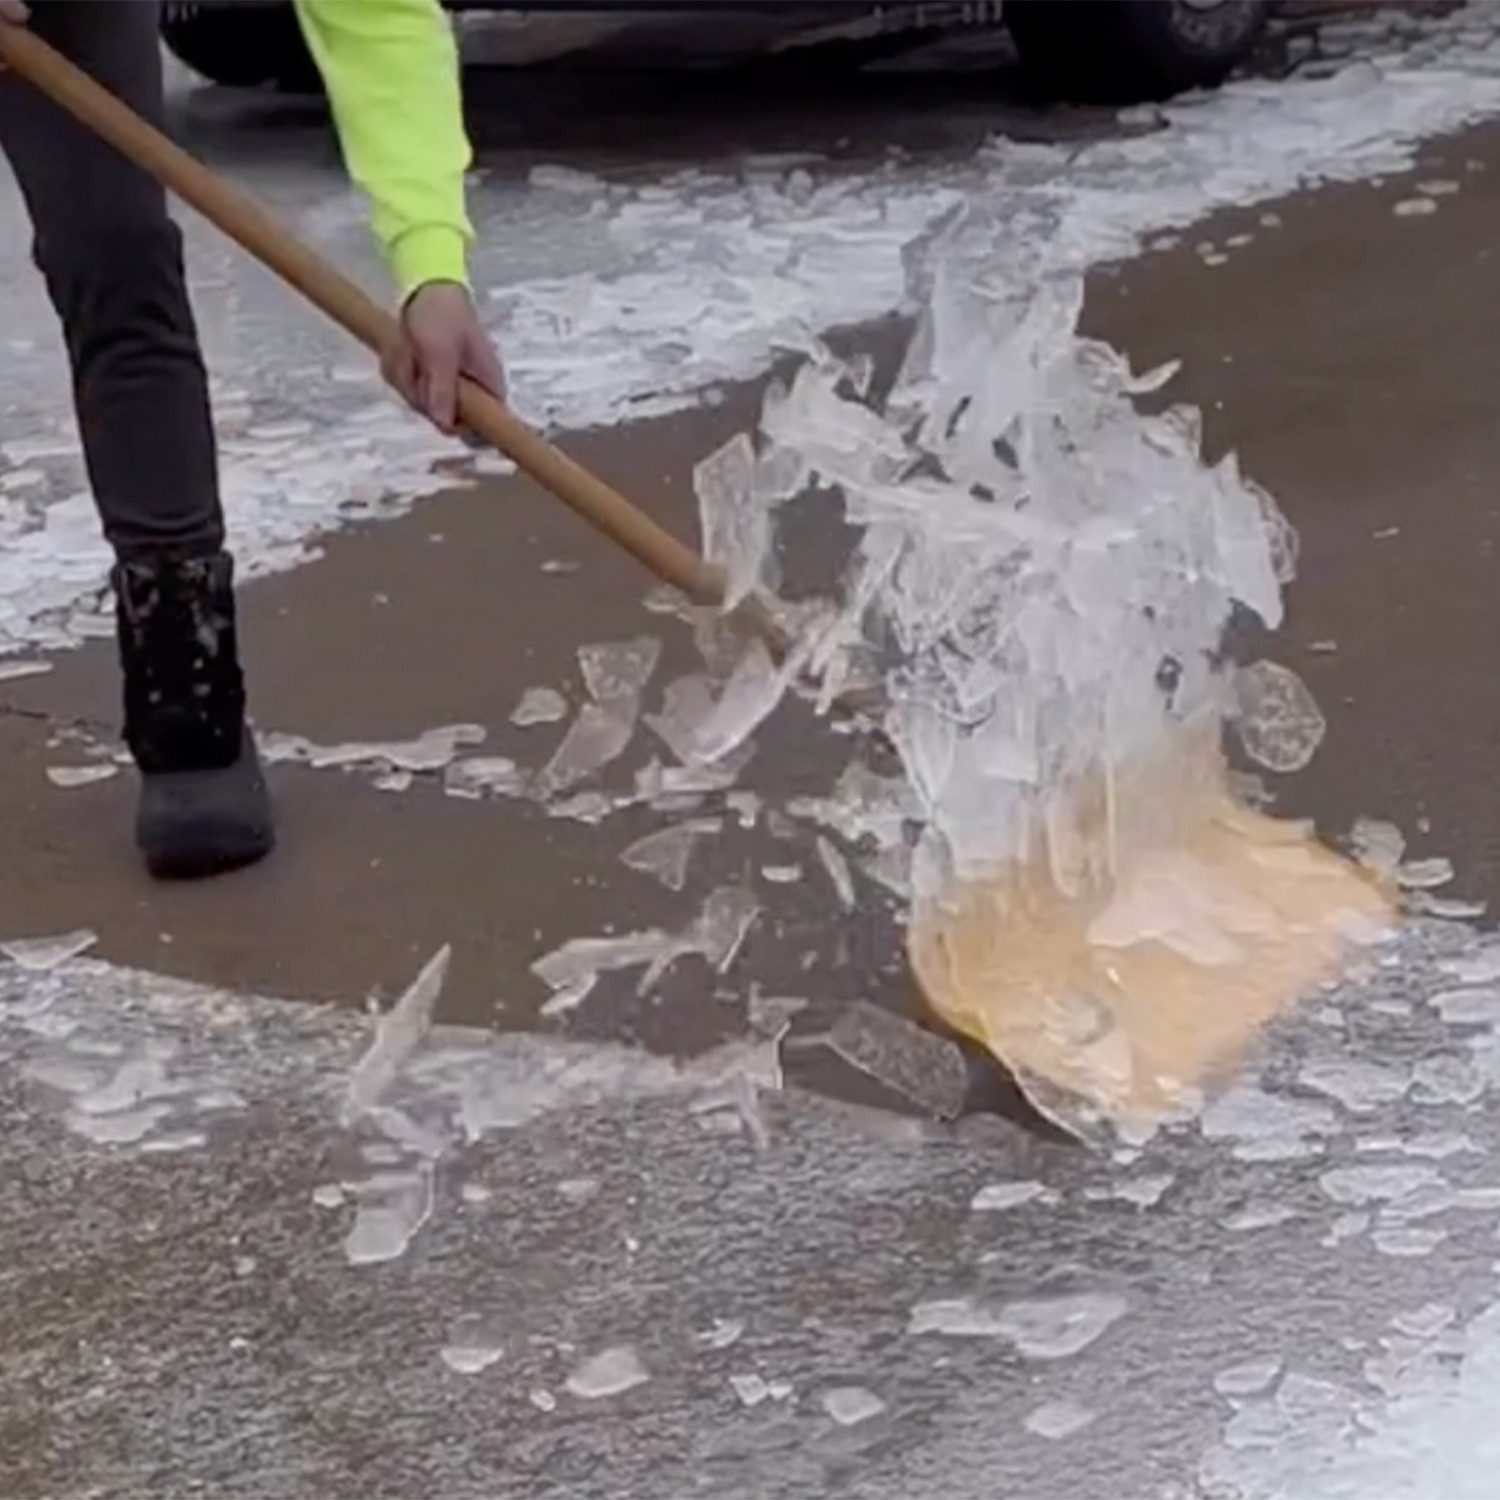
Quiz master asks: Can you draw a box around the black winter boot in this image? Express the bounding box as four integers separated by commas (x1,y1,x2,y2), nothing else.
113,551,275,879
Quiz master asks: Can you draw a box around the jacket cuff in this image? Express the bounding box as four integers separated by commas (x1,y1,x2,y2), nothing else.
390,224,470,300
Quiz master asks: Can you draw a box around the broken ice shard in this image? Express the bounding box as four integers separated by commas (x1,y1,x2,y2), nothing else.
46,764,118,789
821,1387,886,1427
696,432,770,611
907,1293,1129,1356
1,928,98,971
564,1346,650,1400
444,756,527,799
1231,660,1326,773
538,702,636,796
579,636,661,707
816,836,857,909
342,946,451,1126
440,1317,505,1374
971,1181,1052,1212
619,818,720,892
343,1165,435,1265
825,1001,969,1119
537,638,661,795
511,686,568,727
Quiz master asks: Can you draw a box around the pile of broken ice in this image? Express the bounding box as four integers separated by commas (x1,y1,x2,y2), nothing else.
691,203,1321,895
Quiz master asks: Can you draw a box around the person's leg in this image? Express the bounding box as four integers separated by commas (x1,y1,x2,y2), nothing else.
0,0,272,877
0,0,221,556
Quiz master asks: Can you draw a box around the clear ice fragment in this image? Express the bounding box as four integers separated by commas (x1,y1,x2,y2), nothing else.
46,764,118,788
971,1181,1052,1212
1,928,97,971
700,1318,745,1350
1231,661,1326,773
441,1322,504,1375
445,757,527,799
1396,857,1455,890
910,1292,1128,1358
825,1000,969,1119
511,687,569,727
1431,986,1500,1025
730,1374,773,1408
1214,1357,1282,1398
343,1166,434,1265
538,703,636,795
1318,1164,1445,1207
342,946,451,1126
565,1346,650,1400
696,432,769,610
620,819,720,892
580,636,661,706
821,1387,886,1427
1350,816,1406,876
816,837,856,909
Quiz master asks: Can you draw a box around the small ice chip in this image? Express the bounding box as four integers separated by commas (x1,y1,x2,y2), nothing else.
342,946,451,1125
971,1181,1051,1212
1373,1225,1447,1258
816,836,856,909
700,1317,745,1350
1024,1399,1095,1440
1,928,98,971
821,1386,886,1427
1396,857,1455,890
312,1183,345,1209
1393,197,1438,217
511,687,568,728
1231,661,1325,773
1441,944,1500,985
460,1181,493,1205
565,1346,650,1400
730,1373,773,1408
826,1001,969,1120
620,819,719,892
343,1167,435,1266
911,1293,1127,1358
441,1337,504,1375
529,1388,558,1412
46,764,118,789
695,432,769,611
1214,1357,1282,1398
0,659,51,682
1431,987,1500,1025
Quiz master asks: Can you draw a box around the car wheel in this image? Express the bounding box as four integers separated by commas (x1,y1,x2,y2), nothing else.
161,1,316,91
1006,0,1269,102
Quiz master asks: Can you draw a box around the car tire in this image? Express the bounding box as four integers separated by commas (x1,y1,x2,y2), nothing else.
1006,0,1269,102
160,1,317,91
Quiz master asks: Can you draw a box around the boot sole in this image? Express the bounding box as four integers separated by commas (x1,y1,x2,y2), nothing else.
137,730,276,880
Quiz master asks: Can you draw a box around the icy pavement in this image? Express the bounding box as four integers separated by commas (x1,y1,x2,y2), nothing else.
7,920,1500,1496
6,6,1500,1495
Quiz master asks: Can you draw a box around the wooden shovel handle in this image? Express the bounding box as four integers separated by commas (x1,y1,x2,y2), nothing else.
0,22,725,605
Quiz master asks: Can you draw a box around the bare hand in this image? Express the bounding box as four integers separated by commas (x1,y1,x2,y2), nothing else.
0,1,30,25
381,282,506,436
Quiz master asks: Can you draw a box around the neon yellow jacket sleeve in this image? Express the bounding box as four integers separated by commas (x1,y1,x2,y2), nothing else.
292,0,474,297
